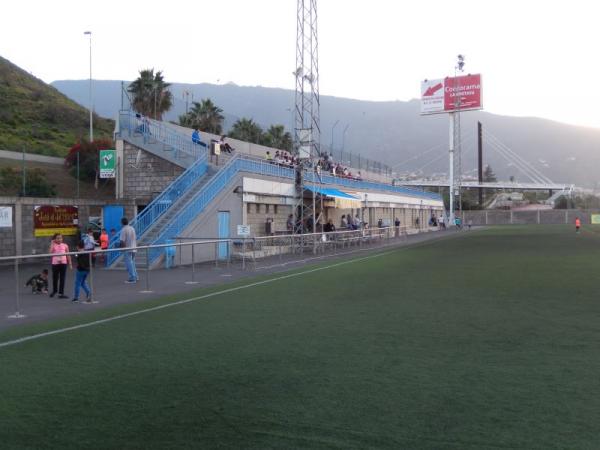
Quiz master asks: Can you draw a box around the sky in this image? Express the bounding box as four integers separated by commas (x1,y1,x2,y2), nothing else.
2,0,600,129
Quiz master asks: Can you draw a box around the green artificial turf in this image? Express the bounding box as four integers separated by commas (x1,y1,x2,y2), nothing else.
1,226,600,449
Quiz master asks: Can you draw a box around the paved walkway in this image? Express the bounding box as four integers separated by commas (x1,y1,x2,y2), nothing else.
0,229,465,332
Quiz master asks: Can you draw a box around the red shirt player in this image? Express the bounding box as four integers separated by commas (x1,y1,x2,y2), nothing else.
575,217,581,233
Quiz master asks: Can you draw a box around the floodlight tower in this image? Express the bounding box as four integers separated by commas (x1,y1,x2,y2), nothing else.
293,0,321,235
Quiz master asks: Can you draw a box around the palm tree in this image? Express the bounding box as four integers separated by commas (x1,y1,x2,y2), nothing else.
262,124,293,151
229,118,263,144
128,69,173,120
178,99,224,134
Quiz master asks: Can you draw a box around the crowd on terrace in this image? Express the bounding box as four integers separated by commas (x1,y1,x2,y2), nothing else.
265,150,362,181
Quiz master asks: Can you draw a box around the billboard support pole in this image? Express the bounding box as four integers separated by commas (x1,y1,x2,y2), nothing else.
449,112,455,225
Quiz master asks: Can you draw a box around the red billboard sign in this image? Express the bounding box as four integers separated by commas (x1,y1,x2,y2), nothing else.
421,74,482,115
444,74,482,112
33,205,79,237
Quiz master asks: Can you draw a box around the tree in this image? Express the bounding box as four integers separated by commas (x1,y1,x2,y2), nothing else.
261,124,293,151
128,69,173,120
65,139,114,188
179,99,224,134
228,118,263,144
483,165,497,182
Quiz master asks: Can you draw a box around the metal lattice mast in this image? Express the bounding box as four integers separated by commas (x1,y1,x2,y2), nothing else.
294,0,321,234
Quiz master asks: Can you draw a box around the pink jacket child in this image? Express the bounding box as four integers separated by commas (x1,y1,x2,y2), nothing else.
48,233,72,299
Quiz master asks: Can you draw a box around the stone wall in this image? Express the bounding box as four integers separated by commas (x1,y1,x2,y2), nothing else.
122,142,184,204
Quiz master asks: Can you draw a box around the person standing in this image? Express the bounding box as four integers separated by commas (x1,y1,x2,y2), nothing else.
120,217,138,283
99,228,109,265
83,228,97,267
49,233,72,299
575,217,581,234
72,241,91,303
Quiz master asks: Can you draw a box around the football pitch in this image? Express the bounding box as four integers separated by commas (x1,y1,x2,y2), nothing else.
1,226,600,449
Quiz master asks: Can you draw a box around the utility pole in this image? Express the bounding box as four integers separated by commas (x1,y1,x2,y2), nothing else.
478,121,483,207
84,31,93,142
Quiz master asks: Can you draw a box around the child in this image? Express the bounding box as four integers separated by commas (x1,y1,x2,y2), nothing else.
72,241,92,303
25,269,49,294
49,233,72,299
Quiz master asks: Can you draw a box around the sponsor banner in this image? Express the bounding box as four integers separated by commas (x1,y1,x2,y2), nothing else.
421,74,482,115
420,79,445,114
0,206,12,227
591,214,600,225
34,205,79,237
99,149,116,178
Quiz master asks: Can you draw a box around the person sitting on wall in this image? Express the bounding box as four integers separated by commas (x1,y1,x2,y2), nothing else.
192,129,207,148
219,135,234,153
265,151,273,162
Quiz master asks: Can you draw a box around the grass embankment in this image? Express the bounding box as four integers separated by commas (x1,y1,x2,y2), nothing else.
0,55,113,157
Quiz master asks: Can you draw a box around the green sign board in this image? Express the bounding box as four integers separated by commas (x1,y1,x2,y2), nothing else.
99,149,116,178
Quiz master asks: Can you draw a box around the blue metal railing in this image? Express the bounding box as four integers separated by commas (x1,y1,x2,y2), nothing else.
106,153,208,266
147,156,295,262
118,110,205,160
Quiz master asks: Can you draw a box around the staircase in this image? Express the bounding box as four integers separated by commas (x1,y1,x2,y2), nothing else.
111,111,442,270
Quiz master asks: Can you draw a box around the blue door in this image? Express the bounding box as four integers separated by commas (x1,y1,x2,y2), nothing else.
103,205,125,239
217,211,230,260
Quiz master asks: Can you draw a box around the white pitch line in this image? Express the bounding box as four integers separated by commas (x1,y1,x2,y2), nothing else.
0,233,462,349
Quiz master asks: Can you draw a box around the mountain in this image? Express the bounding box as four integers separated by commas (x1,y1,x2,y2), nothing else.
51,79,600,187
0,56,114,157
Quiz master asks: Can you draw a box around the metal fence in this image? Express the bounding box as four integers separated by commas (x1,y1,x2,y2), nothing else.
1,226,433,321
461,209,599,226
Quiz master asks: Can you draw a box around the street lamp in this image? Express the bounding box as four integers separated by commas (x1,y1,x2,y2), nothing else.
330,119,339,153
341,123,350,152
83,31,93,142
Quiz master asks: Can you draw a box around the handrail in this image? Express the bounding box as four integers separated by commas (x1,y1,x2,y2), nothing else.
147,155,295,263
144,154,441,265
106,155,208,266
119,110,206,160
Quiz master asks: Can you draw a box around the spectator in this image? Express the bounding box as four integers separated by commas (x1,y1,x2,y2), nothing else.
347,214,354,229
286,214,294,233
354,214,361,230
120,217,138,283
341,214,347,228
378,218,384,228
265,151,273,162
324,219,336,233
72,240,92,303
219,135,234,153
83,227,97,267
99,228,109,265
192,129,207,148
49,233,72,299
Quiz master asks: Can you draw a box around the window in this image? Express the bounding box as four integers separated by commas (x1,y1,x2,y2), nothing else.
247,203,252,214
266,204,270,213
274,205,278,214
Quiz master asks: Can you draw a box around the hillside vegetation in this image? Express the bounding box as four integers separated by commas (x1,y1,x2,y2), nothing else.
0,56,114,157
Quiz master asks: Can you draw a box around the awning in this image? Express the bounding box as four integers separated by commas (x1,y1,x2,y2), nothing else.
304,186,359,200
304,186,362,208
